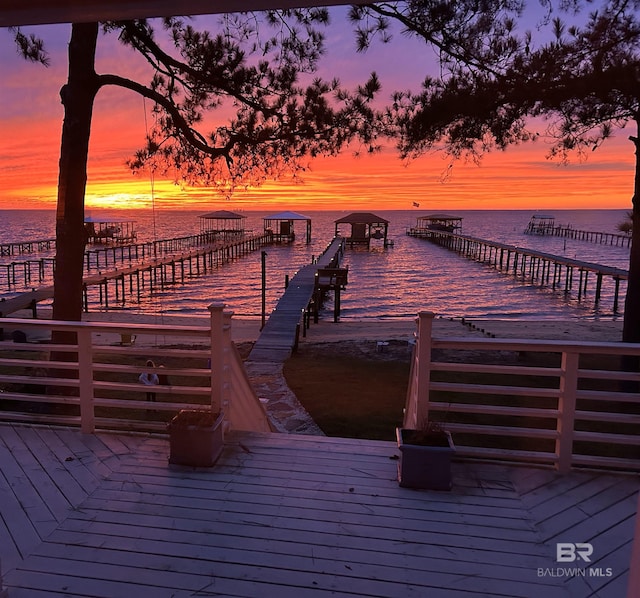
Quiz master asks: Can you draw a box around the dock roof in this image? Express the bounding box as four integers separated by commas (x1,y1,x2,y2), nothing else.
263,211,311,221
334,212,389,224
417,213,462,221
198,210,245,220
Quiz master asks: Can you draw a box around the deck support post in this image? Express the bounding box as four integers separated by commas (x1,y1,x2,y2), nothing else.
78,327,95,433
556,351,579,473
209,302,226,415
404,311,434,429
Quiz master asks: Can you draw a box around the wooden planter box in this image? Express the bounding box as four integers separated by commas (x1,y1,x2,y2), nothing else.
396,427,455,490
168,410,224,467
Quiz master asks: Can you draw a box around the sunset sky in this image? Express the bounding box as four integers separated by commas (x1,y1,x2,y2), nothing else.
0,6,636,212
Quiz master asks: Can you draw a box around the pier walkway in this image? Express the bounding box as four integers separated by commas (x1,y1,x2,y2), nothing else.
0,238,55,256
245,237,345,434
0,233,271,317
525,221,632,248
248,236,345,363
0,231,255,291
408,229,629,312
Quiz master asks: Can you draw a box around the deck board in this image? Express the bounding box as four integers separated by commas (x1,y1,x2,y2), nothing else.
0,426,65,564
1,423,637,597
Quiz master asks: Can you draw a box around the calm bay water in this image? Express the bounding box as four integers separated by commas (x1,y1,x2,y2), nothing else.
0,208,631,322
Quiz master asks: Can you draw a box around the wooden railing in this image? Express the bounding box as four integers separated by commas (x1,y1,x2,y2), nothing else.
406,311,640,473
0,303,272,435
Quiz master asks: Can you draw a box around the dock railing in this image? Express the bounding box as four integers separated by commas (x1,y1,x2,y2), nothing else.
406,311,640,473
0,303,272,435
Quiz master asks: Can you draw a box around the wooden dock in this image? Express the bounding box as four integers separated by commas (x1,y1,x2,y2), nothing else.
0,238,55,257
1,423,637,597
408,229,628,312
525,223,632,248
0,233,272,317
0,231,256,291
248,237,345,362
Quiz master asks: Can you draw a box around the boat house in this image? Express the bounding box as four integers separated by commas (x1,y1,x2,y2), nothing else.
334,212,390,247
263,211,312,243
525,214,556,235
412,213,462,233
198,210,246,240
84,216,136,244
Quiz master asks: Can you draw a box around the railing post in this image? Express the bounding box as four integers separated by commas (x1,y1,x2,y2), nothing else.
556,350,579,473
407,311,434,429
77,327,95,433
208,302,225,415
221,309,233,420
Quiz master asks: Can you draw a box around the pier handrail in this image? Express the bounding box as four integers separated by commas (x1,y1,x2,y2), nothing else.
0,303,272,434
408,229,628,311
406,311,640,473
0,232,272,316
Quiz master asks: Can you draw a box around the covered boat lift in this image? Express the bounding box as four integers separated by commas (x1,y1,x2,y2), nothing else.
334,212,390,248
263,211,312,243
198,210,246,240
84,216,136,244
411,213,463,234
525,214,556,235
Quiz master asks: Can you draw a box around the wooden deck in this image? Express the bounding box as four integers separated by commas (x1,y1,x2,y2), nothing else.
1,423,637,597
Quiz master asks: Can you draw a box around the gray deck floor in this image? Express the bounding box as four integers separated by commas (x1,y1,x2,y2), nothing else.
0,423,637,597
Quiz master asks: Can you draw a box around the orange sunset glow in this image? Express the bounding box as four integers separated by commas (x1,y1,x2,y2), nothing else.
0,14,636,213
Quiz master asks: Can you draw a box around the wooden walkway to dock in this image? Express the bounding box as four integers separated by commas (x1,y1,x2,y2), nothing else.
248,236,345,362
1,423,637,597
408,229,629,312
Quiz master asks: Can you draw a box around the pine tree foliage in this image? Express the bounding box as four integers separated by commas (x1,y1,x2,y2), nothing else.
354,0,640,341
10,12,381,323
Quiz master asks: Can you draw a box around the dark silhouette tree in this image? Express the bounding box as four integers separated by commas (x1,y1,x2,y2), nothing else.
12,12,380,328
618,211,633,234
353,0,640,341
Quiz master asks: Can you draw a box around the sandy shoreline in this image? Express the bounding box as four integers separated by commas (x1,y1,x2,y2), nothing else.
8,308,626,343
297,316,626,343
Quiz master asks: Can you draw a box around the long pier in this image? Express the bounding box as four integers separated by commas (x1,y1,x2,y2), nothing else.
408,229,628,312
525,222,632,248
0,238,55,256
248,237,346,362
0,233,272,317
0,231,245,291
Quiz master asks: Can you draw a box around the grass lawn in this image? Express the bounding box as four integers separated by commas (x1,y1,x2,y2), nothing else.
284,341,640,464
283,340,411,441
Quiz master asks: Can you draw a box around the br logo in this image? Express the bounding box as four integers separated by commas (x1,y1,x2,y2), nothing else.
556,543,593,562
